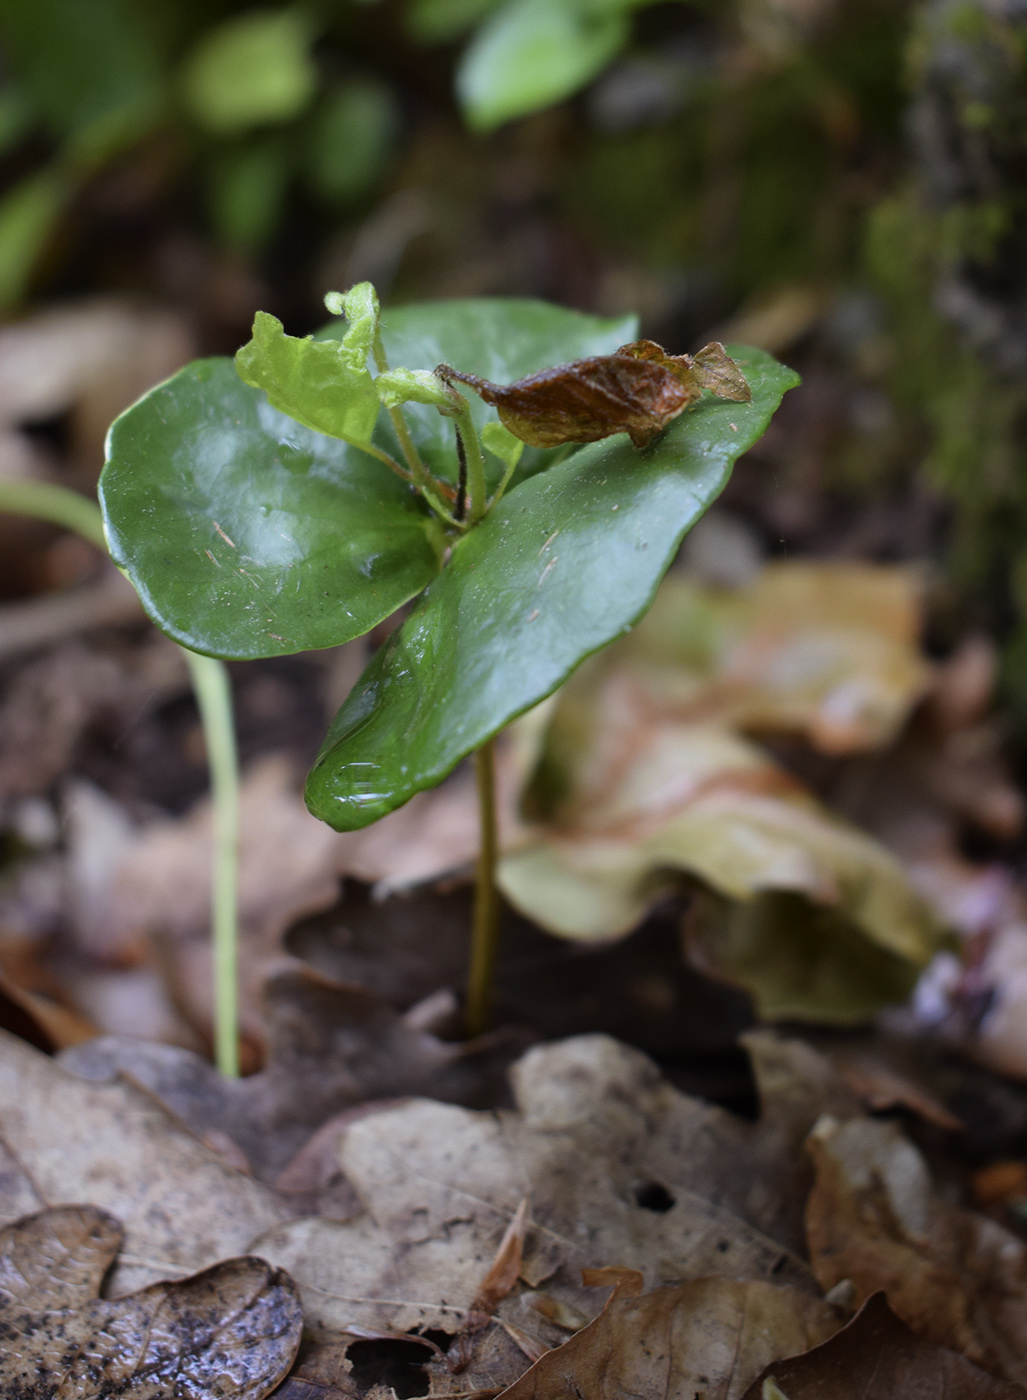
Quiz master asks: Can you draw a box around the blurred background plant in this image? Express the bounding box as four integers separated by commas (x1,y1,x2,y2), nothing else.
2,0,1025,701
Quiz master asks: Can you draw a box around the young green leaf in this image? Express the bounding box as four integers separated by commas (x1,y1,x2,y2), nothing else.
235,309,380,447
305,346,799,829
376,366,456,412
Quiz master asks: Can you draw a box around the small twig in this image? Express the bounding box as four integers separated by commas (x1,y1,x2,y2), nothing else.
449,1198,530,1373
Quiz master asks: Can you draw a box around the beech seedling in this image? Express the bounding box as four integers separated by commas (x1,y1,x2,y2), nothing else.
99,284,798,1034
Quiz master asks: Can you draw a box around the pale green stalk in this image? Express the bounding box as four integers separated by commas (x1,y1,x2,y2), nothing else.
182,648,239,1078
0,478,242,1077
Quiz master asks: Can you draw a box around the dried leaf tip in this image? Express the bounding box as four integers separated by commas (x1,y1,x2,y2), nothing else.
439,341,752,452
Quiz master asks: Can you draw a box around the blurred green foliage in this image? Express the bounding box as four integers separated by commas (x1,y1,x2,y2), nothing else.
1,0,1026,717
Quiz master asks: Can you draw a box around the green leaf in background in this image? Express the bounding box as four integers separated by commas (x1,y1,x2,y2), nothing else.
207,135,291,253
329,298,637,489
0,0,165,151
179,9,318,137
406,0,505,43
303,80,400,207
98,359,440,659
306,346,799,829
456,0,631,132
236,311,381,448
0,168,68,310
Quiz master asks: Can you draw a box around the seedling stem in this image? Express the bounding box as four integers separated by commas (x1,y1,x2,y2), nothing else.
466,736,500,1036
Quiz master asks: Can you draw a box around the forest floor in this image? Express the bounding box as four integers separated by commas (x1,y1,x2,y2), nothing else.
3,297,1027,1398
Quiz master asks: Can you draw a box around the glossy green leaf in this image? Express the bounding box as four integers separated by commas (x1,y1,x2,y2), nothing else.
99,359,440,659
236,311,380,447
306,346,799,830
456,0,630,132
179,9,318,137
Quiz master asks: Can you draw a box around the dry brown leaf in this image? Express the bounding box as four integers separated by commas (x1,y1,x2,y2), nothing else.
743,1293,1027,1399
495,1272,838,1400
0,1027,288,1294
252,1034,859,1341
439,339,736,450
805,1115,1027,1382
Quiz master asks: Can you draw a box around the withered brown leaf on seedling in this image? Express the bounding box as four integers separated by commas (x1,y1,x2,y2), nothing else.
438,339,750,450
619,338,753,404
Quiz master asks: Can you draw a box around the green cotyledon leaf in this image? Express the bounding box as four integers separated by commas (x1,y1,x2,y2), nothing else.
98,358,440,659
306,345,799,829
99,298,636,660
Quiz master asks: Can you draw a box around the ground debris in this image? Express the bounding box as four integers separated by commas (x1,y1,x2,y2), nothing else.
0,1205,301,1400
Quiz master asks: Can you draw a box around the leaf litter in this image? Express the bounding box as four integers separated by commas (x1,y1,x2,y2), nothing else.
5,529,1027,1392
0,1205,302,1399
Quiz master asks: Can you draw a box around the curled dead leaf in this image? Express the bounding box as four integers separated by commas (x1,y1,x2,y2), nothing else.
438,341,749,449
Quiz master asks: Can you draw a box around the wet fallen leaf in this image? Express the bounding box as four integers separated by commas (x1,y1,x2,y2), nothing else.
0,1027,288,1294
440,340,748,449
495,1269,837,1400
805,1115,1027,1381
251,1033,858,1342
0,1206,302,1400
743,1293,1027,1399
